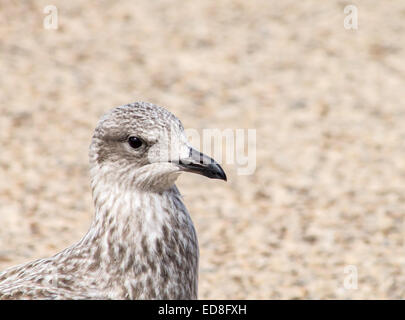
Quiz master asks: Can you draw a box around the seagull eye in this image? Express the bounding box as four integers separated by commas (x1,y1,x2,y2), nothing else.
128,136,143,149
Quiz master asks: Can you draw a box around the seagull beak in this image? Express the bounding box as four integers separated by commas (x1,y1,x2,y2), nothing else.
175,147,227,181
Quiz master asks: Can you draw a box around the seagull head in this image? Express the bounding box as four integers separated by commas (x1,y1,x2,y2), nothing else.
89,102,227,192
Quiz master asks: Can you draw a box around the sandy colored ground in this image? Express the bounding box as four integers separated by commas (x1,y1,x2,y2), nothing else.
0,0,405,299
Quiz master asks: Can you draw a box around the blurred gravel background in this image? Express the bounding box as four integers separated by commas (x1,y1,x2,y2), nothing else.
0,0,405,299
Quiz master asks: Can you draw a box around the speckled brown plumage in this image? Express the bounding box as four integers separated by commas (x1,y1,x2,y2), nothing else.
0,102,226,300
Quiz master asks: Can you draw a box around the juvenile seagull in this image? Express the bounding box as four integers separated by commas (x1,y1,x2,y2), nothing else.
0,102,226,299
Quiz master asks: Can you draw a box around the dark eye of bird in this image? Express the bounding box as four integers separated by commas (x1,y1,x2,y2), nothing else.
128,136,143,149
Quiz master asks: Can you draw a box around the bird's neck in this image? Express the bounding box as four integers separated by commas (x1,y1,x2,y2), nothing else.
77,172,199,299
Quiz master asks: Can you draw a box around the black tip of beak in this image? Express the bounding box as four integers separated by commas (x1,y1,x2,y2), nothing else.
205,162,227,181
176,148,227,182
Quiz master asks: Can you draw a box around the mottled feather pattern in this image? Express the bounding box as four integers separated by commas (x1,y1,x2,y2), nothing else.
0,102,210,300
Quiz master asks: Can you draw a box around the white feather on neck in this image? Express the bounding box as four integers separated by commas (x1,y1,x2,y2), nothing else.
77,162,199,299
